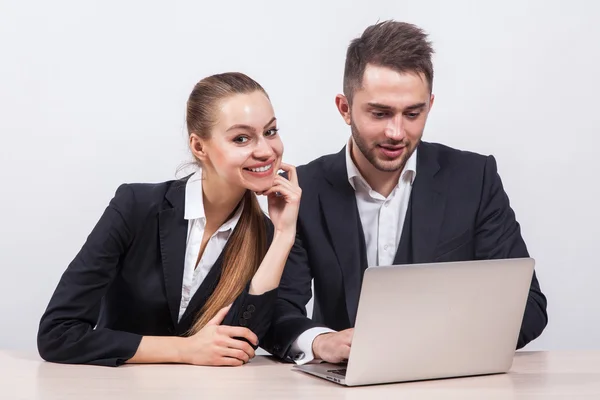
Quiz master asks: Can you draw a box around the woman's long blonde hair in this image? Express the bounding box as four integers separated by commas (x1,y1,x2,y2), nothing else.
185,72,267,334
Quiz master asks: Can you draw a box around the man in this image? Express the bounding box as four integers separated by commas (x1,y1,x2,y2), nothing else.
262,20,547,364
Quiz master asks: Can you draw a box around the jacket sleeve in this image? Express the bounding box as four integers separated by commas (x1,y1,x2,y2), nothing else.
475,155,548,348
37,184,143,366
260,231,324,360
221,217,305,351
222,285,279,348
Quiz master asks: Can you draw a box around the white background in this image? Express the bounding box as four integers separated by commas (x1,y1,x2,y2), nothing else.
1,0,599,352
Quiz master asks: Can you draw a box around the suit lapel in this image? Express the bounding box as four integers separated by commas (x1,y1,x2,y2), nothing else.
320,147,367,325
158,180,189,327
410,142,447,263
393,195,414,265
177,249,226,330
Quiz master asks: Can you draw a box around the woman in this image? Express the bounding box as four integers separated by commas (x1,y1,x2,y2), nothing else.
37,72,301,367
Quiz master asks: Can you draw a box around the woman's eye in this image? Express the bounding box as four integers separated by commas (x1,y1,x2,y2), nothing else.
233,136,249,144
265,128,279,137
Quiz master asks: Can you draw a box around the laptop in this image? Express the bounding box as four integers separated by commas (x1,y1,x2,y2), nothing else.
294,258,535,386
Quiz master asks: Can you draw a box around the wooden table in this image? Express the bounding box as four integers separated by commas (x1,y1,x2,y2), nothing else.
2,350,600,399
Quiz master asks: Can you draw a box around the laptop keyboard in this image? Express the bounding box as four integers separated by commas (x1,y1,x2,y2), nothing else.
327,368,347,377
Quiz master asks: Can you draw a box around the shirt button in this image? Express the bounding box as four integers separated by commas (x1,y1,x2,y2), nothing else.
385,202,389,207
384,244,389,250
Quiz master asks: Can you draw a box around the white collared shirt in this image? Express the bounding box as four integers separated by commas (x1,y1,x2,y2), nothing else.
346,141,417,267
291,140,418,364
178,169,243,322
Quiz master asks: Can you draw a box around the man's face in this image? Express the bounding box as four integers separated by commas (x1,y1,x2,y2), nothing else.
340,64,434,172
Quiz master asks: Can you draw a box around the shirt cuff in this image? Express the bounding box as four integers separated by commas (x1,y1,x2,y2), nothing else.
289,327,336,365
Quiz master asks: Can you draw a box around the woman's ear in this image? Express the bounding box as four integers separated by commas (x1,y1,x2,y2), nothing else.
189,133,208,162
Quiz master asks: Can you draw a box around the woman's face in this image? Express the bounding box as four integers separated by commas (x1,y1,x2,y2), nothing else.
190,91,283,193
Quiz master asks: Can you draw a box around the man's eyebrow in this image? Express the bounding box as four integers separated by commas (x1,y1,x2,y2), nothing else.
404,102,427,111
367,102,393,110
367,102,426,111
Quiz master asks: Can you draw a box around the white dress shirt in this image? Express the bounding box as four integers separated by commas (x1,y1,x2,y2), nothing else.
178,169,243,322
291,141,418,364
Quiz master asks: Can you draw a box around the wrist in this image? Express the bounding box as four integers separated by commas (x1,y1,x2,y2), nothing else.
312,333,326,360
174,336,190,364
273,229,296,246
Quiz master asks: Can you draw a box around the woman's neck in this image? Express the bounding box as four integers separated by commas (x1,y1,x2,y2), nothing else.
201,169,246,230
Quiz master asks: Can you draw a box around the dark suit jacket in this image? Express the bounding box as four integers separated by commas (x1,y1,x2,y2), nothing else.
262,141,548,359
37,178,276,367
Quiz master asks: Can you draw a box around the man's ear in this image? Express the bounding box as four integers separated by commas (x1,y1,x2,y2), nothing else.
335,94,352,125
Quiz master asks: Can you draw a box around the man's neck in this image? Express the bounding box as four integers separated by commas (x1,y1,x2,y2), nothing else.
350,140,402,198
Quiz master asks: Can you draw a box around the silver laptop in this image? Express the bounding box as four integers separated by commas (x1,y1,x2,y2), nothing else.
295,258,535,386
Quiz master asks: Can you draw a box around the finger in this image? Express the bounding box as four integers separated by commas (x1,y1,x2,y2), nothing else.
220,326,259,346
279,163,299,185
220,347,250,363
264,185,300,202
225,338,256,359
272,172,301,187
341,328,354,344
217,357,244,367
264,177,296,196
272,175,295,188
207,304,232,326
338,344,351,361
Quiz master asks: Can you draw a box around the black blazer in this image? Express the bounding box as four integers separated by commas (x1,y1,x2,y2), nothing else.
37,178,276,367
262,142,548,359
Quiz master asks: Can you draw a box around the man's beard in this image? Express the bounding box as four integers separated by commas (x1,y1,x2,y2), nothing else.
350,121,416,173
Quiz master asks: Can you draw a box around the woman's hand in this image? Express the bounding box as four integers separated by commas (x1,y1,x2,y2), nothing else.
180,305,258,366
264,163,301,236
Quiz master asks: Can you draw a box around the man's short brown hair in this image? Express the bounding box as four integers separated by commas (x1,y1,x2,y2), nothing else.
343,20,435,103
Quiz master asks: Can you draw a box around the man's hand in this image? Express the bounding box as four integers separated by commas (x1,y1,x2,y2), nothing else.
312,328,354,363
